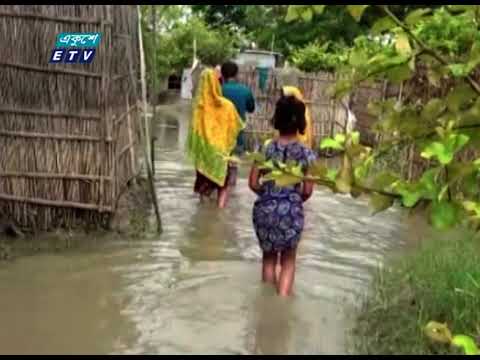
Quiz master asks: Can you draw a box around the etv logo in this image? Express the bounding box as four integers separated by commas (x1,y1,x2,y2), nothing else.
49,32,101,64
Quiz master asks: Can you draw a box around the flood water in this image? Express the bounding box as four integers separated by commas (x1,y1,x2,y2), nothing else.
0,100,408,355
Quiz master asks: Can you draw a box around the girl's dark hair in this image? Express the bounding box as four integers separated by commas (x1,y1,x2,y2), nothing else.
272,95,306,136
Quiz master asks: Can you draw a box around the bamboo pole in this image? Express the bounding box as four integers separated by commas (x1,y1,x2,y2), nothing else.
0,61,102,79
0,107,101,120
126,98,137,185
0,130,105,142
150,5,158,175
0,193,113,212
138,4,162,233
0,172,112,181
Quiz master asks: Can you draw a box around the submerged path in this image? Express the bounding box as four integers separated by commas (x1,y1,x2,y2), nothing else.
0,101,407,355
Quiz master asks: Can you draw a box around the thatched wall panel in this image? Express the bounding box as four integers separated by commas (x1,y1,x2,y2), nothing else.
0,5,140,230
0,69,101,115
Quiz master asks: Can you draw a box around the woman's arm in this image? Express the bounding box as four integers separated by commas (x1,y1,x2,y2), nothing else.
301,170,314,202
249,165,261,194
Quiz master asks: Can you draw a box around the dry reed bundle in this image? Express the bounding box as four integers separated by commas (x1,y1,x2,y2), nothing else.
0,5,142,231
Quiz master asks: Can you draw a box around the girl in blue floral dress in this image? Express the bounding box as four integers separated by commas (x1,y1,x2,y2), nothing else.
248,95,316,297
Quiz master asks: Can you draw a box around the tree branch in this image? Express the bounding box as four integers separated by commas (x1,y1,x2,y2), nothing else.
380,5,480,95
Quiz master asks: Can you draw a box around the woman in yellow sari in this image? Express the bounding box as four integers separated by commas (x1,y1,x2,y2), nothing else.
186,68,244,208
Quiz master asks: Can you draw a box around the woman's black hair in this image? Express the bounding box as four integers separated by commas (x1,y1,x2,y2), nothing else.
272,94,306,136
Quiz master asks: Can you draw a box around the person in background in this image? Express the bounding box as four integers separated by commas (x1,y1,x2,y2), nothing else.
221,61,256,186
187,68,244,209
248,94,316,297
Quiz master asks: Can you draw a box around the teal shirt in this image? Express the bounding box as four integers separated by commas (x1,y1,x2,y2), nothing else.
221,81,255,121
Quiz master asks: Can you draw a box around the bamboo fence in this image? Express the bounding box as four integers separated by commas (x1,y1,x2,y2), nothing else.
239,66,479,181
0,5,142,230
238,67,351,150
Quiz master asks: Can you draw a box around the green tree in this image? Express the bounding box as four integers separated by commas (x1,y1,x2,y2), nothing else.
252,5,480,234
141,5,239,87
191,5,248,30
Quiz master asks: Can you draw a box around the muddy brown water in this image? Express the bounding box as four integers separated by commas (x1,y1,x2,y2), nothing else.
0,101,408,355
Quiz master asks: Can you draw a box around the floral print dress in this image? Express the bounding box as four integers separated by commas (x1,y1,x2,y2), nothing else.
252,140,317,253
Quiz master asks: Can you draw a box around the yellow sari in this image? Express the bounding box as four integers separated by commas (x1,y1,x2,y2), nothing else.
186,69,244,187
272,86,314,149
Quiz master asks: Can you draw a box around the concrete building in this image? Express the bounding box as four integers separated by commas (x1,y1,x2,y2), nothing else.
234,49,283,68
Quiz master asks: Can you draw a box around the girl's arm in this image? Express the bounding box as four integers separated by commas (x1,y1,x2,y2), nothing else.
301,170,314,202
249,165,261,194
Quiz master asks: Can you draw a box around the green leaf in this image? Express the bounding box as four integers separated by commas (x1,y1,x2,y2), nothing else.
367,55,410,76
346,144,369,158
331,79,354,98
259,160,275,170
369,193,394,215
421,98,446,121
405,8,432,26
354,155,374,181
395,183,423,207
386,63,412,84
446,83,477,112
438,184,450,202
371,16,396,35
326,168,339,182
421,134,470,165
461,172,480,197
320,138,344,151
371,171,399,190
274,173,303,187
335,155,353,194
430,201,460,230
347,5,369,22
451,335,480,355
223,155,241,164
448,63,471,78
463,201,480,218
312,5,326,14
246,152,266,164
335,133,346,143
447,162,478,185
447,133,470,153
285,6,301,22
288,164,304,178
395,32,412,57
393,169,440,207
447,5,477,13
468,41,480,69
349,49,368,67
310,160,328,178
426,65,444,87
408,55,416,71
301,8,313,22
349,131,360,146
421,142,450,164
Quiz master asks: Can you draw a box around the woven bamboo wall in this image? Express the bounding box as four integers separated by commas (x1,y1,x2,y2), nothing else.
0,5,141,230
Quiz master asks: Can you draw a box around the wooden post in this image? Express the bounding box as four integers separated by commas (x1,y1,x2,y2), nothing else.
138,4,162,233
